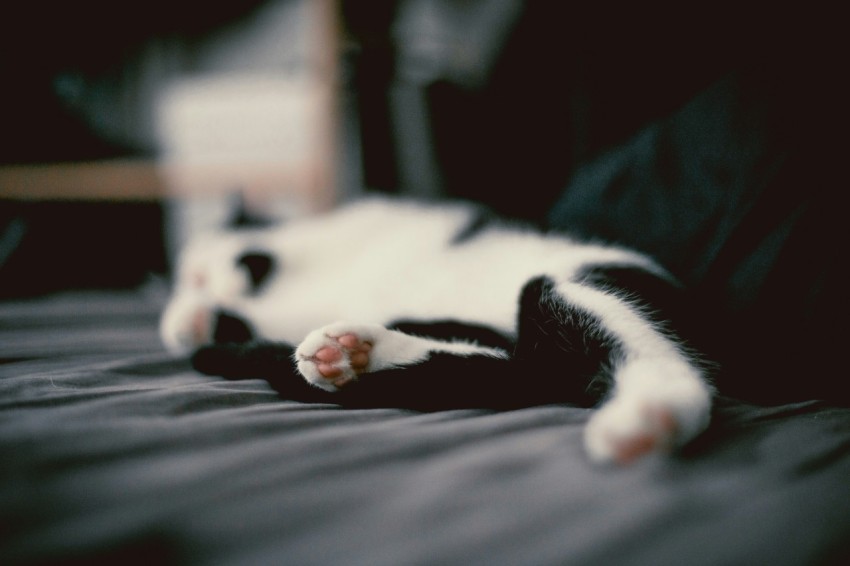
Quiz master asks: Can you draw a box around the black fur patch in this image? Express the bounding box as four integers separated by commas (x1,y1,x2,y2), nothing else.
236,251,276,293
192,342,335,403
211,311,255,344
334,353,529,411
451,207,499,244
514,276,620,405
227,192,278,229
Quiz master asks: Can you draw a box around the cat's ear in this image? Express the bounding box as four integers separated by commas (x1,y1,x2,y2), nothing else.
226,191,278,229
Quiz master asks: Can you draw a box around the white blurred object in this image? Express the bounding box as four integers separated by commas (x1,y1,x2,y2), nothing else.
153,0,339,264
156,74,330,262
157,75,318,167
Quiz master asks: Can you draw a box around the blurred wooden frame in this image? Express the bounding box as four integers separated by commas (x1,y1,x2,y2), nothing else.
0,0,340,214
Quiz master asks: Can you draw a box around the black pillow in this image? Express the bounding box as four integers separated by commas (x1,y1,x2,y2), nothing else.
547,58,844,405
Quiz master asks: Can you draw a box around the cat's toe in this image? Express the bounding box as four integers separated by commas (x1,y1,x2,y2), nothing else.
295,328,374,391
340,335,372,371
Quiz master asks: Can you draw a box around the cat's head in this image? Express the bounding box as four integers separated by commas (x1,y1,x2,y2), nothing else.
174,230,278,303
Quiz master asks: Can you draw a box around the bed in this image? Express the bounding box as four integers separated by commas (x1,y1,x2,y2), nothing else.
1,286,849,565
3,149,849,564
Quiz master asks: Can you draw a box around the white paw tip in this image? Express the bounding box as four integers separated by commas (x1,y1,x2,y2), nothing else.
585,403,680,466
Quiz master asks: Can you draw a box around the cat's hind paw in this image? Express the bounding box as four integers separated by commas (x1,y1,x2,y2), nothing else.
584,401,680,465
584,359,712,465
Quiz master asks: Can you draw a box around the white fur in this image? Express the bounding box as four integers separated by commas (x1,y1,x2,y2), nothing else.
161,197,712,464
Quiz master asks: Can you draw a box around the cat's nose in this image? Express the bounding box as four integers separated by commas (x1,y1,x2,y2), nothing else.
192,271,207,288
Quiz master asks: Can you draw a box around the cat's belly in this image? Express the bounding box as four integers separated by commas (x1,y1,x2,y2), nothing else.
237,230,653,345
244,269,522,344
239,248,533,343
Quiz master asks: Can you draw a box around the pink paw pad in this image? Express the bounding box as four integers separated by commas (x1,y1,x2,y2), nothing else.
315,333,373,387
612,407,679,465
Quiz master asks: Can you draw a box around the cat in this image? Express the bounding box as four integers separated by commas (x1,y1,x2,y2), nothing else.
160,196,713,465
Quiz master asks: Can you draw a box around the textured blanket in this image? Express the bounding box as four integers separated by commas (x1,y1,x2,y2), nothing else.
2,289,848,565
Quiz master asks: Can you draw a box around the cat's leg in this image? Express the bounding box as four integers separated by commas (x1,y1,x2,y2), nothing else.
523,276,712,464
193,327,517,411
582,355,710,465
191,320,517,410
565,281,711,464
295,321,508,392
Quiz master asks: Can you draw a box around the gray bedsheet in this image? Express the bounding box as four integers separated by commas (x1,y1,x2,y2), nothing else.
2,289,849,565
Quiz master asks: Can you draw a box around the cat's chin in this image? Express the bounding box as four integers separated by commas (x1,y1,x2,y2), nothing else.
160,295,215,355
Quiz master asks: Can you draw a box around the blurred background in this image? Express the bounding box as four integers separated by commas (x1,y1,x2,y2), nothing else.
0,0,794,293
1,0,338,297
0,1,842,401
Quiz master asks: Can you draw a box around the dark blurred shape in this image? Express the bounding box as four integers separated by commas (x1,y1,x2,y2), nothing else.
342,2,784,220
541,19,843,405
1,1,268,164
0,0,285,299
0,201,167,298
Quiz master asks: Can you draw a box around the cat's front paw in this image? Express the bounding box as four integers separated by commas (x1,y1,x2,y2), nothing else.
295,323,384,391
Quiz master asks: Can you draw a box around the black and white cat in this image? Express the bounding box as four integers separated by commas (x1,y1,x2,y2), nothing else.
161,197,713,465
